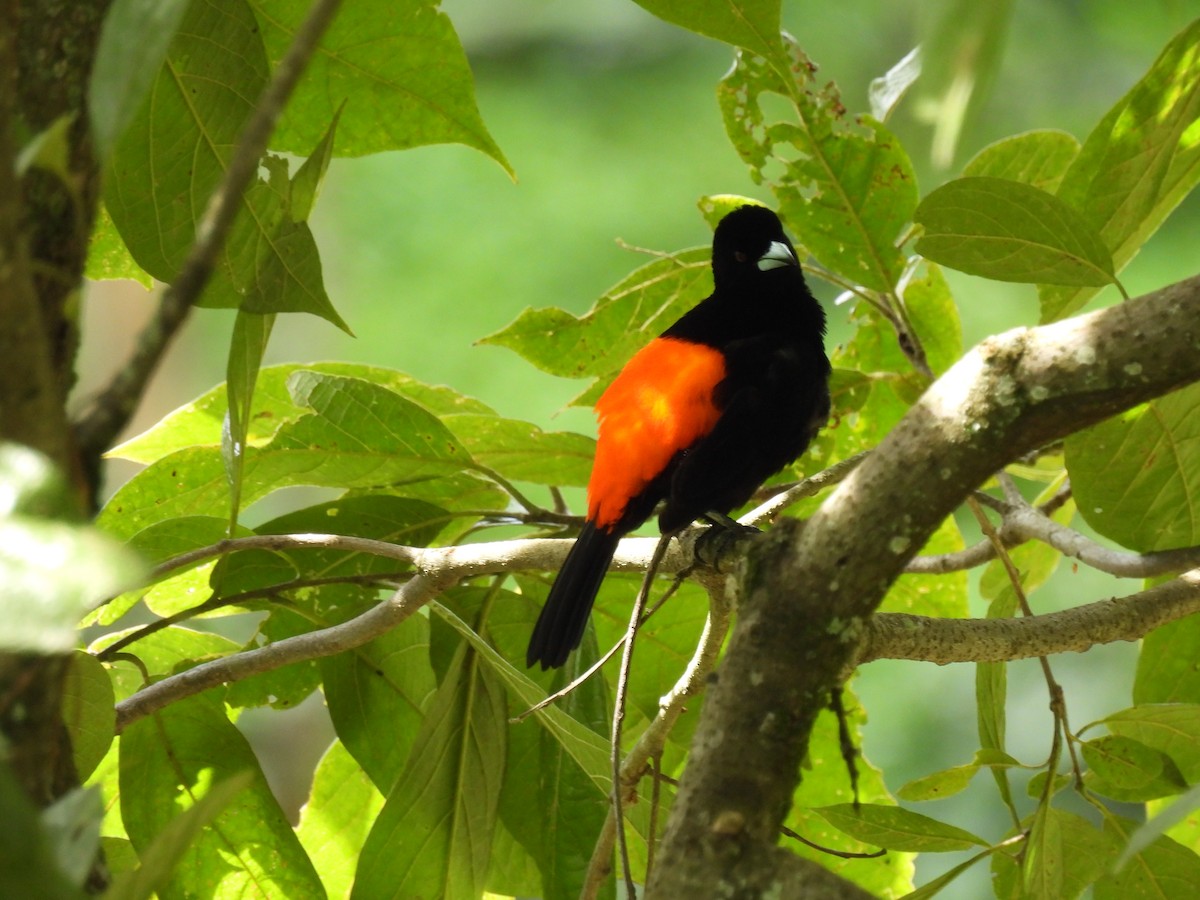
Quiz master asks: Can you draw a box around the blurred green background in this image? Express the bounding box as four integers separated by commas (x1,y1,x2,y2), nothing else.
75,0,1200,894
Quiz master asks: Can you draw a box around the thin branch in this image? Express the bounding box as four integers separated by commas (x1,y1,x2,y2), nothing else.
581,575,734,900
114,569,451,732
95,571,406,660
75,0,345,459
855,568,1200,666
742,451,870,526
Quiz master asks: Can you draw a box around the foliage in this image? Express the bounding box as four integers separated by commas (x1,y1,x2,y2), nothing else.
6,0,1200,898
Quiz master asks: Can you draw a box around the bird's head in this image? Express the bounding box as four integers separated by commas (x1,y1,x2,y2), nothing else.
711,204,800,288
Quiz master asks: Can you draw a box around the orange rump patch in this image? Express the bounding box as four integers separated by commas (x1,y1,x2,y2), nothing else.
587,337,725,527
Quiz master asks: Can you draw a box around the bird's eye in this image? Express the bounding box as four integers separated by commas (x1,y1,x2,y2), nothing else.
734,251,748,263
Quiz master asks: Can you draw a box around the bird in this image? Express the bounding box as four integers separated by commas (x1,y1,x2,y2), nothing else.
526,204,831,669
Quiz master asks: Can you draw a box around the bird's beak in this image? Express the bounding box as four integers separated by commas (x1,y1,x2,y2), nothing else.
757,240,797,271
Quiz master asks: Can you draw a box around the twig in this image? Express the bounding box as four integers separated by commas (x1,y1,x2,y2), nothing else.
75,0,345,459
95,571,406,660
742,451,870,526
581,575,733,899
114,569,451,732
611,533,672,897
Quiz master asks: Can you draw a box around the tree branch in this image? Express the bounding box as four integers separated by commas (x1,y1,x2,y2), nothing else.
857,568,1200,666
648,274,1200,897
75,0,345,461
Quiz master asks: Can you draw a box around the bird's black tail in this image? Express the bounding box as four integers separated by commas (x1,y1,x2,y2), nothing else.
526,520,621,670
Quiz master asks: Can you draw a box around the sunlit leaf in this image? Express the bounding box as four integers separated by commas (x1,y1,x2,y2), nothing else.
962,130,1081,193
1040,18,1200,321
719,36,917,292
915,176,1117,287
252,0,511,174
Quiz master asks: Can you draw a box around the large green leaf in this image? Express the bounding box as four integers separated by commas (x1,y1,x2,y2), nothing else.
1022,807,1111,899
119,692,323,898
99,373,483,540
1066,383,1200,552
352,641,507,900
480,247,712,394
962,130,1081,193
322,616,438,792
443,414,594,488
1136,613,1200,705
110,363,494,466
296,742,384,900
718,35,917,293
630,0,782,61
103,0,345,327
1106,704,1200,783
914,176,1118,286
61,651,116,783
251,0,510,173
1040,18,1200,321
813,803,985,852
104,774,252,900
88,0,192,161
0,445,144,651
1095,814,1200,899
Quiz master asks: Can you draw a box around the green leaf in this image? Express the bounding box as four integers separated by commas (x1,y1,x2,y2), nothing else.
962,130,1081,193
289,101,343,223
1023,807,1111,900
480,247,712,393
352,641,507,900
977,588,1017,813
1136,612,1200,704
119,692,323,898
900,261,963,377
61,651,116,782
322,616,438,792
88,0,192,161
90,625,241,701
1082,735,1164,790
813,803,986,852
914,176,1118,286
429,602,614,801
630,0,783,61
17,115,76,181
0,446,146,642
1096,814,1200,899
897,749,1022,802
1066,383,1200,552
1116,783,1200,869
251,0,511,174
783,691,915,896
224,310,275,530
296,742,384,900
100,373,483,539
718,35,917,292
0,763,86,900
1106,704,1200,782
443,414,594,488
104,774,252,900
109,363,493,466
1040,18,1200,321
103,0,346,329
85,204,152,287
